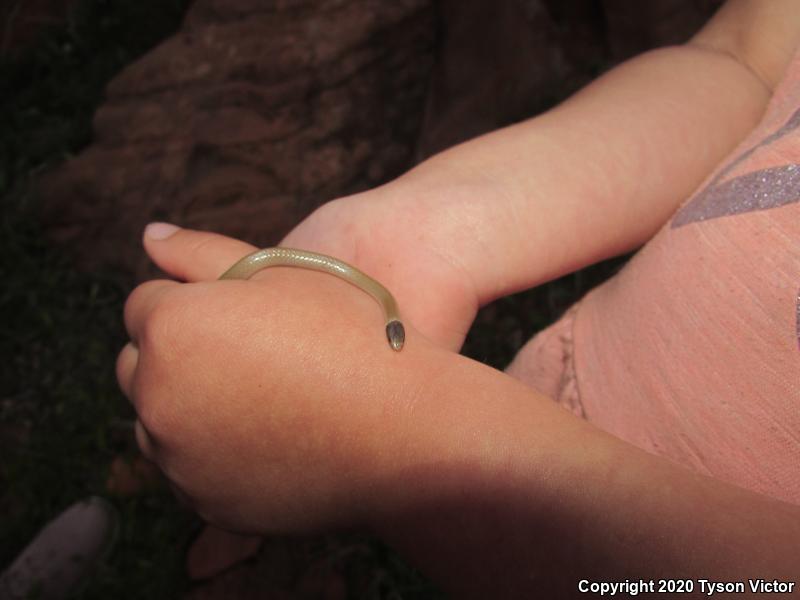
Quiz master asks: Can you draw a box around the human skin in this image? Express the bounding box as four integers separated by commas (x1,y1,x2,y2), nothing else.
121,225,800,598
117,0,800,596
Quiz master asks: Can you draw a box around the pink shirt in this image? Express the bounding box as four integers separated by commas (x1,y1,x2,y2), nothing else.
508,51,800,504
570,49,800,504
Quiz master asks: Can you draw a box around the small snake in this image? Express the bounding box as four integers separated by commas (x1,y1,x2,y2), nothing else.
219,247,405,351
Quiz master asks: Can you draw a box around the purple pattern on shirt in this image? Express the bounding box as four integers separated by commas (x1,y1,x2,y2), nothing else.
672,106,800,228
670,107,800,352
671,164,800,226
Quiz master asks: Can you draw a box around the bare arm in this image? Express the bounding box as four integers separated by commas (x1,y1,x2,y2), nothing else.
366,348,800,598
126,227,800,596
372,0,800,304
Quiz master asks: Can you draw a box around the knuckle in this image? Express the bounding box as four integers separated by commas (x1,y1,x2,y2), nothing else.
115,344,135,394
136,390,180,446
140,290,184,348
186,233,219,260
123,283,146,334
124,280,170,336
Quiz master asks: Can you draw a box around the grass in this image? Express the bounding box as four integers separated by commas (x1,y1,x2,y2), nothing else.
0,1,628,598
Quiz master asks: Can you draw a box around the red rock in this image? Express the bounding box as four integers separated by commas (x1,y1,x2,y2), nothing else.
38,0,435,281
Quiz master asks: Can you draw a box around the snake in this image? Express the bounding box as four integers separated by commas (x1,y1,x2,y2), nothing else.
219,247,405,351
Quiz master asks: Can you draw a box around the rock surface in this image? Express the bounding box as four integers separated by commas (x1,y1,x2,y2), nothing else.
38,0,435,280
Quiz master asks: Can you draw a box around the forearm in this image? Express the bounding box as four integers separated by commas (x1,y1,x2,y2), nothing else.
366,349,800,597
373,1,800,303
394,46,766,303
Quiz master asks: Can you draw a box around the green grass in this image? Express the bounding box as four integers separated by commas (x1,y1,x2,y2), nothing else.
0,1,627,597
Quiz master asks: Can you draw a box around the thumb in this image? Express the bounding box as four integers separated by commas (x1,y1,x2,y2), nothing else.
142,223,258,282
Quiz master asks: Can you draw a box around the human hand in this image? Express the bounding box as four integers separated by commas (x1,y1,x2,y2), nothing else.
116,225,449,534
281,184,481,352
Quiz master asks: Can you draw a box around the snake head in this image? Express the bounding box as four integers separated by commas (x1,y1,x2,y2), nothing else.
386,320,405,351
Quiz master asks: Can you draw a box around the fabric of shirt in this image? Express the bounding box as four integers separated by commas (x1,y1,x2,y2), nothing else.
512,48,800,505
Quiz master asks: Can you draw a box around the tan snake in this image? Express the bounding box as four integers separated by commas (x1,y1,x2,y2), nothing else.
219,248,405,351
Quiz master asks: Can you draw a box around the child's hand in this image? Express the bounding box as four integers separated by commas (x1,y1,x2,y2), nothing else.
116,224,447,533
281,188,482,351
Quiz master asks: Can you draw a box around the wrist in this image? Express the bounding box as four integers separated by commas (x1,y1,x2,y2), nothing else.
316,184,483,351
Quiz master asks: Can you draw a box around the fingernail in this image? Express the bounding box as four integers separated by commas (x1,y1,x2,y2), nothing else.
145,222,180,240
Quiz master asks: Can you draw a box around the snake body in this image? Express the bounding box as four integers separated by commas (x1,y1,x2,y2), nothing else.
219,247,405,351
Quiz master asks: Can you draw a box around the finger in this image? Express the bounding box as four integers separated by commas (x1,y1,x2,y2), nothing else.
123,279,178,343
143,223,258,283
135,419,156,460
116,342,139,399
